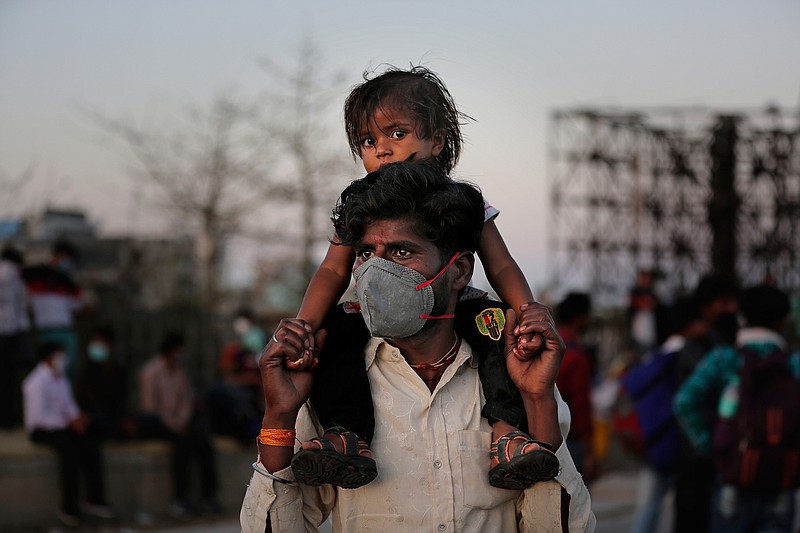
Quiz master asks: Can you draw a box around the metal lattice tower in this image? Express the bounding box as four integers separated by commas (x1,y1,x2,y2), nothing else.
547,106,800,305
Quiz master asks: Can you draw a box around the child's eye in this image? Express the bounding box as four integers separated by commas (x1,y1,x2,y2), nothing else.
391,130,406,140
361,138,375,148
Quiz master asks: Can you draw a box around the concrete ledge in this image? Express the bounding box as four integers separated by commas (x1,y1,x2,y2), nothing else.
0,429,254,529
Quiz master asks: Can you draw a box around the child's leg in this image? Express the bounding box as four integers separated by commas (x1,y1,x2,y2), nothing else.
455,299,560,489
292,304,378,488
309,304,374,442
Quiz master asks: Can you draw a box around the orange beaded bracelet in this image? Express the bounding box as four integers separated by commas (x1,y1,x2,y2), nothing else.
257,428,296,447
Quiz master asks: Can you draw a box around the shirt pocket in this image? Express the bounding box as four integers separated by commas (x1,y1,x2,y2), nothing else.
458,429,519,509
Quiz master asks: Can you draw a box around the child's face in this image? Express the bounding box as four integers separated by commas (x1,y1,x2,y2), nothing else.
358,106,444,173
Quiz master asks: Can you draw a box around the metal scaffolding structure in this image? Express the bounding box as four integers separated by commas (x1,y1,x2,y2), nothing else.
547,106,800,305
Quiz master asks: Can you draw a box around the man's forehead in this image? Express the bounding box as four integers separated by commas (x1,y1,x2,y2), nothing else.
359,217,425,245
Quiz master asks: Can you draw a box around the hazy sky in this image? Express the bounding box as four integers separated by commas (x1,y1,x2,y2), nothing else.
1,0,798,292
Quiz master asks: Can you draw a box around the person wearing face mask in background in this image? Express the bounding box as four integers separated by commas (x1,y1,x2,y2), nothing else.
74,326,137,441
207,309,265,443
23,341,114,527
137,331,221,519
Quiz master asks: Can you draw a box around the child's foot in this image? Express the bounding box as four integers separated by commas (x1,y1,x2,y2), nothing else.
291,426,378,489
489,430,560,490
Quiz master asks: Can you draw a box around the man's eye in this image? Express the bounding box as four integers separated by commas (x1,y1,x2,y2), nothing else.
358,250,374,260
391,130,406,140
393,249,411,259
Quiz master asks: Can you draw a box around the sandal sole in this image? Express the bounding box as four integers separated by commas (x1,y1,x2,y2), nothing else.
489,449,560,490
291,449,378,489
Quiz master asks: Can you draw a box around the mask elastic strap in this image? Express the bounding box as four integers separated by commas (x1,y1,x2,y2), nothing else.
415,252,461,291
416,252,461,320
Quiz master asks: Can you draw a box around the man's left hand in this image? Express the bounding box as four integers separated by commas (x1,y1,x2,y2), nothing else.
503,303,565,398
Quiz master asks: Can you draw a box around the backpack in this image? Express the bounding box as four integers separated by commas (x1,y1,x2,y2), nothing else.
620,347,680,474
711,346,800,493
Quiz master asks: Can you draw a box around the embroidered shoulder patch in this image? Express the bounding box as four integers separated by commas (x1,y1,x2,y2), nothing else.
475,308,506,341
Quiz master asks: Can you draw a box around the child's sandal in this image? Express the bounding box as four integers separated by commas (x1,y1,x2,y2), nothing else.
488,430,560,490
291,425,378,489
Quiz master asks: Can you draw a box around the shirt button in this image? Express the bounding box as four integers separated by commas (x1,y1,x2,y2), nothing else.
438,524,447,531
433,460,442,469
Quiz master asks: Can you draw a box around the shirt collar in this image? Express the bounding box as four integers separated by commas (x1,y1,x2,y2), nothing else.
365,336,475,373
736,327,786,350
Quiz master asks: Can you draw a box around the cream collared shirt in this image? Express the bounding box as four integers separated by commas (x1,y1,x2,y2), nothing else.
241,338,595,533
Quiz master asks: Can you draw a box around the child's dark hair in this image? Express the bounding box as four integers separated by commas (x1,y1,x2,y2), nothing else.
344,65,470,174
332,161,484,257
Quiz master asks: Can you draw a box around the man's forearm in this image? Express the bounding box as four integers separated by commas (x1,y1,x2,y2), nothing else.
258,410,299,473
522,389,562,450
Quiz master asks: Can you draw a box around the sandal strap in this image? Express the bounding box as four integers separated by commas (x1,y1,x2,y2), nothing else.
323,426,372,458
491,430,553,463
306,436,337,452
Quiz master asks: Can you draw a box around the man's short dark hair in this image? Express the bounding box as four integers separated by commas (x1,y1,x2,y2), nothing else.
332,161,485,258
159,332,185,355
665,295,700,335
693,274,739,307
557,292,592,325
38,341,65,362
1,246,23,265
52,238,78,260
740,284,790,330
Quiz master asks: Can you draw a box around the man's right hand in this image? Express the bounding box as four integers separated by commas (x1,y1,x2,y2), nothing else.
260,318,326,426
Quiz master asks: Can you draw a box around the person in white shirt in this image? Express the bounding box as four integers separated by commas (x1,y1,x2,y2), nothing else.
0,246,31,428
22,341,113,526
240,162,595,532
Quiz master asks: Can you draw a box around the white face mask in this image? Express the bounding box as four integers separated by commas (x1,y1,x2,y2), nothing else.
50,353,67,375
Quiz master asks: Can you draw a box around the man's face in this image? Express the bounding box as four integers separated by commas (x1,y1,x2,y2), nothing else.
358,106,444,173
353,216,467,314
353,217,444,276
704,295,739,322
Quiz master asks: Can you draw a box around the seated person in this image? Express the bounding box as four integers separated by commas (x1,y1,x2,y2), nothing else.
74,325,137,441
138,332,221,518
23,341,114,526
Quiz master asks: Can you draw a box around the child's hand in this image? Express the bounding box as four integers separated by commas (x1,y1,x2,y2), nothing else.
276,320,317,371
512,302,545,358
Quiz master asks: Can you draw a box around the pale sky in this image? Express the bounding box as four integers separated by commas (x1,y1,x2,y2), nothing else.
1,0,798,294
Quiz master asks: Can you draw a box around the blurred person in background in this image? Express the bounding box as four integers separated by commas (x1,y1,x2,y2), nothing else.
0,245,31,429
556,291,596,483
208,308,264,443
673,273,739,533
74,325,137,441
674,284,799,533
624,296,703,533
138,331,221,518
627,269,669,359
22,341,114,527
22,239,84,380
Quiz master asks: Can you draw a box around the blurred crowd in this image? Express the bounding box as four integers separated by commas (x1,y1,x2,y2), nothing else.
3,239,800,532
0,241,266,527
